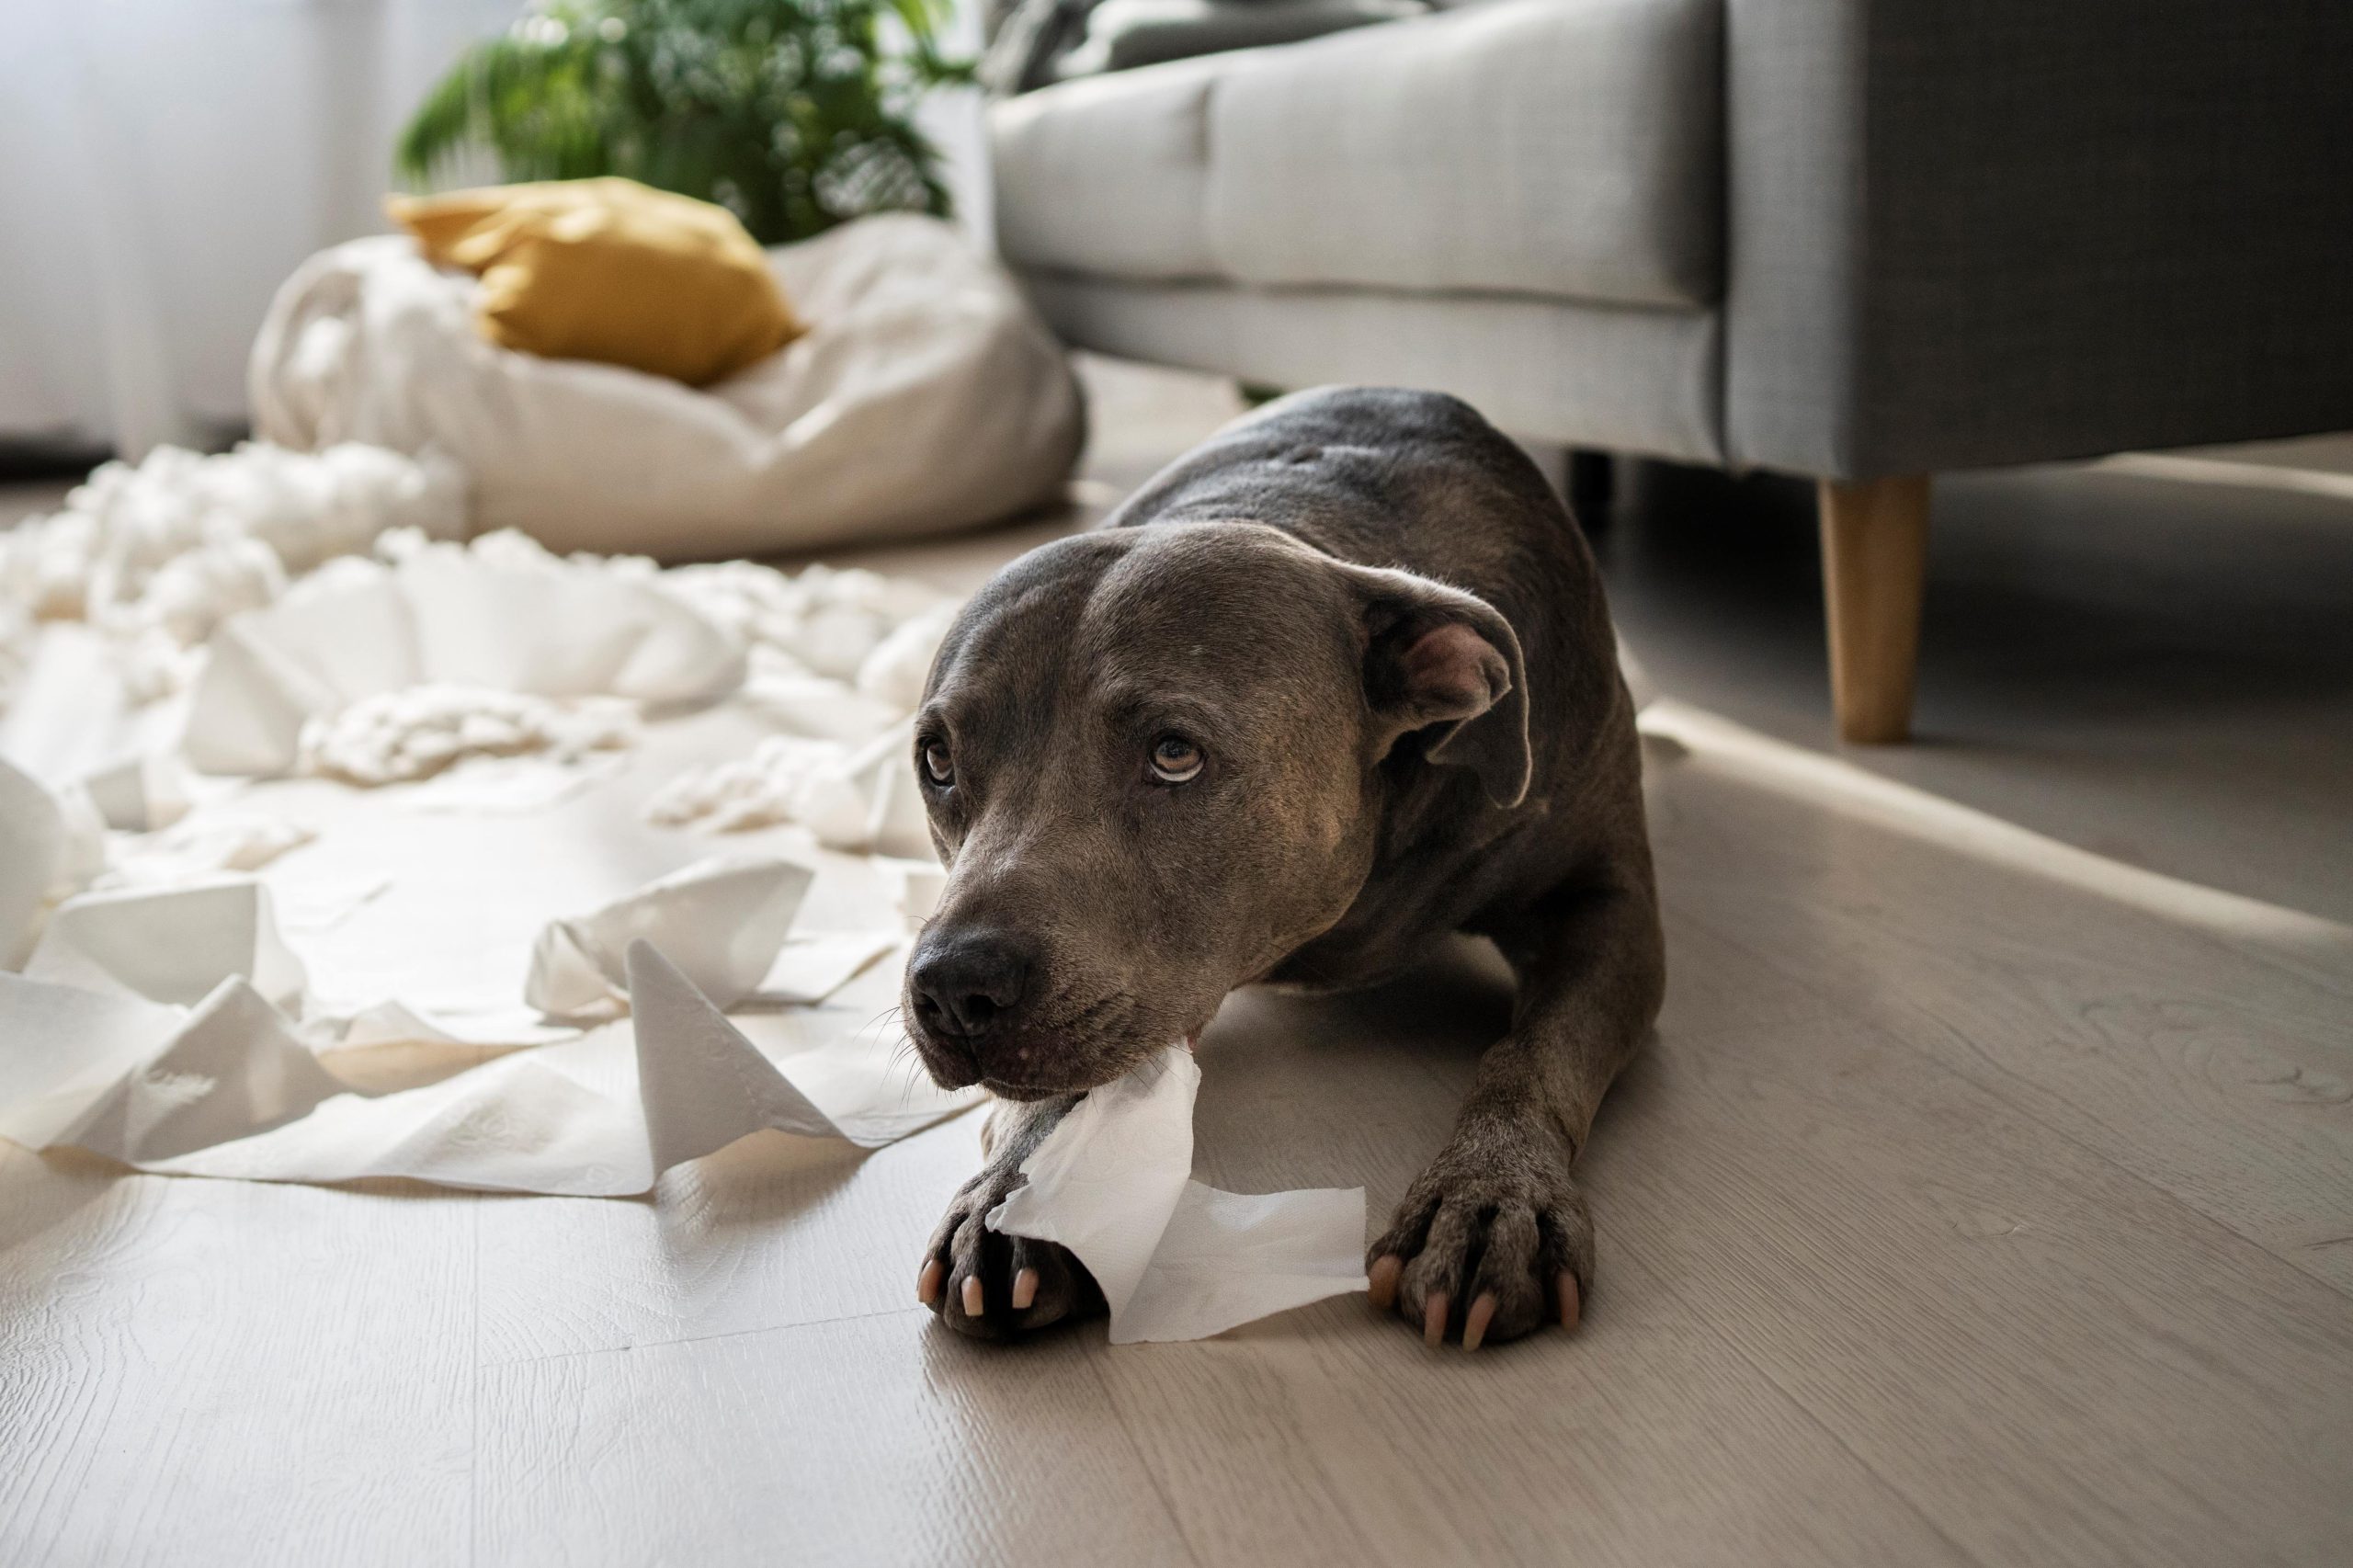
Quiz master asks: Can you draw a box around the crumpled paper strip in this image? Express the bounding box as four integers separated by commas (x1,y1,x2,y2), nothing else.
81,752,191,832
989,1046,1369,1344
27,829,839,1051
257,792,714,1046
527,856,813,1020
183,544,744,776
27,977,349,1163
755,931,897,1006
0,756,103,968
0,942,976,1195
0,624,164,786
28,878,308,1013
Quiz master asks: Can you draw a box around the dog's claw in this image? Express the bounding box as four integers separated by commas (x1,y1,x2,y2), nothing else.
1559,1270,1582,1331
1462,1292,1497,1351
1367,1254,1402,1309
924,1160,1102,1340
1369,1134,1597,1350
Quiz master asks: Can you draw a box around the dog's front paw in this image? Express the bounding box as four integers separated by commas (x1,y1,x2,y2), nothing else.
916,1163,1104,1341
1367,1118,1593,1350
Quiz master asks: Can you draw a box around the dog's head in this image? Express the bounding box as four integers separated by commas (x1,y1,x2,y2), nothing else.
900,521,1527,1098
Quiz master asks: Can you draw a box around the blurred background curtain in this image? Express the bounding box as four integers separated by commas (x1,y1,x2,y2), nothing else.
0,0,987,461
0,0,527,459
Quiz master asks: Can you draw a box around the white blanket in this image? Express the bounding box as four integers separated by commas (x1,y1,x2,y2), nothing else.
250,214,1086,560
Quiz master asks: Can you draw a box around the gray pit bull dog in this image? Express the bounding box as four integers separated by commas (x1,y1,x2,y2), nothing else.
904,387,1664,1350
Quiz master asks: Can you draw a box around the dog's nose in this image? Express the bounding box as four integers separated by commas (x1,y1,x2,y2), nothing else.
908,930,1033,1042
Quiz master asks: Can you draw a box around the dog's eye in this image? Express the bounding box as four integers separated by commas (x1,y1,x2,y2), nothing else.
1149,734,1204,783
920,739,954,786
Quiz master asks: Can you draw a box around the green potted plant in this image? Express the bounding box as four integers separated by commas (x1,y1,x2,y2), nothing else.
397,0,972,246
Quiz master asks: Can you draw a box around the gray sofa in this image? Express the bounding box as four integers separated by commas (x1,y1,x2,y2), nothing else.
986,0,2353,741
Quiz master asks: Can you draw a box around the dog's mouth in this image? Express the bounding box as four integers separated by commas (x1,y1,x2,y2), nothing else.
915,1017,1208,1101
976,1074,1080,1102
970,1036,1163,1099
906,1027,1131,1099
980,1032,1198,1100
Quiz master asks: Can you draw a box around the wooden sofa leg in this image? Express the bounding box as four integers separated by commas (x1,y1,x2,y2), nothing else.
1817,475,1930,744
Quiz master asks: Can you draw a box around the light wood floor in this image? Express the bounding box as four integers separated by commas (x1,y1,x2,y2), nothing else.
4,369,2350,1566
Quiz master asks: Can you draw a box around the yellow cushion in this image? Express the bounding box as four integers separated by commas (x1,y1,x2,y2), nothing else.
388,178,803,387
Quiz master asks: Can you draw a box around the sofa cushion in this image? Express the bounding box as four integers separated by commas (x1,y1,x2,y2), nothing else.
990,56,1223,282
1021,273,1725,460
992,0,1724,309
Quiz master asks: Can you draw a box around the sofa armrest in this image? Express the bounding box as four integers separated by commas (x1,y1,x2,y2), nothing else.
1724,0,2353,478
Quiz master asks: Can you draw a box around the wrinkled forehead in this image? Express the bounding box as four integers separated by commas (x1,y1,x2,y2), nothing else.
930,536,1112,691
1085,531,1362,717
929,526,1358,738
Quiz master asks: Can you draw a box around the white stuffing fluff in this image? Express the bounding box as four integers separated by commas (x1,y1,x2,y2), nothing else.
0,441,961,877
301,685,639,786
631,574,952,842
0,441,466,695
642,734,872,843
333,527,955,704
0,437,951,724
660,561,948,682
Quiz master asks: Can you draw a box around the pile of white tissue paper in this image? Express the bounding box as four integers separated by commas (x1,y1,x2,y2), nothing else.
0,441,466,703
0,439,1365,1344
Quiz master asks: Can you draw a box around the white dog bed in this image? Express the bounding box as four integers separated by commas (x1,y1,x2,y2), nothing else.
249,213,1086,561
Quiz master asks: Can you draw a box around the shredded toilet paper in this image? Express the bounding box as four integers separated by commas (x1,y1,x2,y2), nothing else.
28,878,311,1013
182,534,745,778
0,756,104,968
0,598,32,705
0,447,1369,1343
81,752,192,834
0,778,1364,1339
658,560,949,684
97,814,316,890
526,857,813,1021
0,942,972,1195
755,930,899,1005
0,442,465,699
988,1047,1369,1343
644,722,931,857
300,685,638,786
645,733,867,838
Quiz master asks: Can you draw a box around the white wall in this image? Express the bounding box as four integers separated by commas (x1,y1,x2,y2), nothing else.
0,0,523,454
916,1,995,245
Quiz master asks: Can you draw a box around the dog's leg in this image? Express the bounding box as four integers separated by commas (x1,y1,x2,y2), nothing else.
918,1093,1105,1340
1368,865,1665,1348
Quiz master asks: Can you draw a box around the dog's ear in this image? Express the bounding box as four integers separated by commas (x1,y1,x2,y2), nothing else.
1342,564,1532,808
